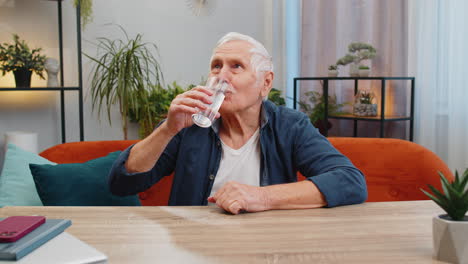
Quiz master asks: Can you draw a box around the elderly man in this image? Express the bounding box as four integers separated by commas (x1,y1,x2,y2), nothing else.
108,32,367,214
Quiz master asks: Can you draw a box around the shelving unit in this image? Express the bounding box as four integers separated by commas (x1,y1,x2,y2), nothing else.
293,77,415,141
0,0,84,143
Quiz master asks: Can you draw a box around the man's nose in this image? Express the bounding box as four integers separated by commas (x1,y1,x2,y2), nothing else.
217,67,232,81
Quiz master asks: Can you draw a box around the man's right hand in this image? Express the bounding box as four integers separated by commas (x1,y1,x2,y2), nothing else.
164,86,214,135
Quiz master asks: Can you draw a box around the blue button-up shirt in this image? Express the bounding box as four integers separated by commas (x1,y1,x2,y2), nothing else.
108,100,367,207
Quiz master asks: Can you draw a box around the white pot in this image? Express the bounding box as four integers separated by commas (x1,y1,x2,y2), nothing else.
349,63,359,77
328,70,338,77
433,215,468,263
359,69,370,77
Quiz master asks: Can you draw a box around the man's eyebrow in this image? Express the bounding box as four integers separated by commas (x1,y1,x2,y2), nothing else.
210,55,250,65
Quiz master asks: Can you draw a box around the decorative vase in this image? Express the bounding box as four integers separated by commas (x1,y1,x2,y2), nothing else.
349,63,359,77
353,103,377,116
328,70,338,77
45,58,60,87
13,68,32,88
359,69,370,77
433,215,468,263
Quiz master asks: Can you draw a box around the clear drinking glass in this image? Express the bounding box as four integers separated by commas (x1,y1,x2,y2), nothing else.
192,77,231,128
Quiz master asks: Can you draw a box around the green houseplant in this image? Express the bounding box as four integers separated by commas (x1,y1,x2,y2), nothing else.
127,81,193,139
336,42,376,77
348,42,376,64
421,169,468,263
74,0,93,29
85,27,164,140
0,34,46,88
268,88,286,106
299,91,348,136
422,170,468,221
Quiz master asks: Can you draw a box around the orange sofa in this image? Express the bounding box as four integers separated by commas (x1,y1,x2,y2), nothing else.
39,137,453,206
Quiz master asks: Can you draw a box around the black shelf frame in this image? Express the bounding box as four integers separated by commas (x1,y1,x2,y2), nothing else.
1,0,84,143
0,87,80,91
293,76,415,141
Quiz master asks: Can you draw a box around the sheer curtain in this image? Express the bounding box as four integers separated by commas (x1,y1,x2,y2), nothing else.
298,0,467,171
408,0,468,172
300,0,409,138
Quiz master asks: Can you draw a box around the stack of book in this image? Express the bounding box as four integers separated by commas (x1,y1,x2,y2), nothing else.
0,218,71,261
0,217,107,263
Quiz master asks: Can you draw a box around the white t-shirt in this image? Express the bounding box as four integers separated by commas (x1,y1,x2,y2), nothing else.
209,129,261,198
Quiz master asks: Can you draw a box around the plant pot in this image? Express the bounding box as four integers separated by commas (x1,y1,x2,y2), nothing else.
349,63,359,77
13,68,32,88
433,214,468,263
328,70,338,77
313,120,332,136
353,103,377,117
359,69,370,77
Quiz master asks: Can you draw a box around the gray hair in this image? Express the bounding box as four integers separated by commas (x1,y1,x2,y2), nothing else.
211,32,274,74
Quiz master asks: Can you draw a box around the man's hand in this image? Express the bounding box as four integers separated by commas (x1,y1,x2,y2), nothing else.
165,86,216,135
207,181,269,215
208,180,327,215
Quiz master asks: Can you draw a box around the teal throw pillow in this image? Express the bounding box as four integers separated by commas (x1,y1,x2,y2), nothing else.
29,151,141,206
0,143,56,207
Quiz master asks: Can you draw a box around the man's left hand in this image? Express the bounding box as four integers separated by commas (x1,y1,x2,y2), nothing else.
207,181,269,215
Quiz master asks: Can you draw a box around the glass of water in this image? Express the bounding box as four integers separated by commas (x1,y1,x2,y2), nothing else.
192,77,231,128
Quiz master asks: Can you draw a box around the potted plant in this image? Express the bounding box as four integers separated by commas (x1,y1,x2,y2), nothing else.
328,65,338,77
299,91,348,136
353,89,377,117
421,169,468,263
349,42,376,76
358,65,370,77
0,34,46,88
128,81,192,139
336,42,376,77
85,27,164,140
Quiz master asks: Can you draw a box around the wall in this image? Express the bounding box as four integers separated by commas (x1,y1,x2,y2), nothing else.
0,0,274,168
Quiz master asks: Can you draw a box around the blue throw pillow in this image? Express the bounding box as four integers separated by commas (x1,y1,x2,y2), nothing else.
0,144,56,207
29,151,141,206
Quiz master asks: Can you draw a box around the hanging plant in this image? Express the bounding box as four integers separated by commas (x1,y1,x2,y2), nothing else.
74,0,93,30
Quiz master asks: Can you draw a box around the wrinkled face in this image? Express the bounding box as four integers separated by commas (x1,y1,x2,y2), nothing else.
209,40,272,114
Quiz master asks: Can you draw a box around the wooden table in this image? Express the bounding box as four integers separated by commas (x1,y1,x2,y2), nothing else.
1,201,447,263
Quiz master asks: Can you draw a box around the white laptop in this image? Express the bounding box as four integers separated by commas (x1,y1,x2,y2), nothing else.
0,232,107,264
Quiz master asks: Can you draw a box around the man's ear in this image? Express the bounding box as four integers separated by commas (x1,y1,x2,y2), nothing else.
260,71,274,98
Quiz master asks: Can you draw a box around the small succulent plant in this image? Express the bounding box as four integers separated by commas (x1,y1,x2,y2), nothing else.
421,169,468,221
356,90,374,104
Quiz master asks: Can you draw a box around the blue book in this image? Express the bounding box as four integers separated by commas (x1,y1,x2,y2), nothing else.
0,218,71,261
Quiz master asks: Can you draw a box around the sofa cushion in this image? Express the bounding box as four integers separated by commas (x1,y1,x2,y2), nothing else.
0,143,56,207
30,151,141,206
